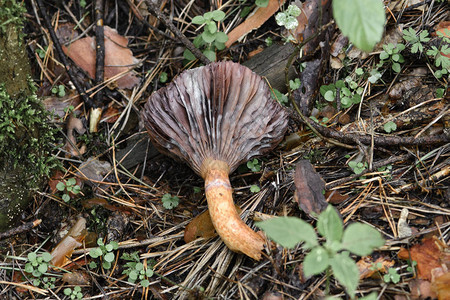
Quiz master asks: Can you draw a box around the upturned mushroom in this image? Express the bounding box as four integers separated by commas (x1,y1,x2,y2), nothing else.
141,61,288,260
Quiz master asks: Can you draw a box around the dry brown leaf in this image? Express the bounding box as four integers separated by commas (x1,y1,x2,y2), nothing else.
293,160,328,216
409,279,436,300
63,26,140,89
50,217,87,268
64,115,87,157
357,256,395,279
432,272,450,300
62,271,90,286
225,0,285,48
398,236,448,280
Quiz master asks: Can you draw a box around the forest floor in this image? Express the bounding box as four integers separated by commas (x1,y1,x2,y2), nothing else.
0,0,449,299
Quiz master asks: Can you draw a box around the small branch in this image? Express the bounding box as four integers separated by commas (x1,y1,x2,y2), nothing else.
94,0,105,107
0,219,42,240
144,0,211,65
35,0,94,109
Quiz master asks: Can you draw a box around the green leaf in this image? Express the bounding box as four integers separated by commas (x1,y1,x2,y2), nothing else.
255,0,269,7
89,248,102,258
62,194,70,202
360,292,378,300
56,182,66,191
183,49,196,61
141,279,150,287
28,252,37,262
383,121,397,133
215,41,226,50
42,252,52,262
317,205,343,242
192,16,205,24
204,12,213,20
211,10,225,21
215,31,228,43
341,223,384,256
104,252,115,263
207,21,217,34
392,62,401,73
256,217,318,249
303,246,330,276
330,252,359,298
324,90,335,101
333,0,385,52
250,185,260,193
64,288,72,296
202,30,216,43
203,50,216,62
38,263,48,274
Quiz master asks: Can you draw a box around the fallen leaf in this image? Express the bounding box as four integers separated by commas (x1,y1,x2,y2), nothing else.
357,256,395,279
50,217,87,268
409,279,436,300
63,26,140,89
64,115,87,157
389,68,427,100
76,157,112,185
62,271,90,285
432,272,450,300
225,0,285,48
325,190,349,204
398,236,448,280
101,105,121,123
294,160,328,216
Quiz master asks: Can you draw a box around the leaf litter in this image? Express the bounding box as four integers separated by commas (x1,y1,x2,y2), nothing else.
0,0,448,299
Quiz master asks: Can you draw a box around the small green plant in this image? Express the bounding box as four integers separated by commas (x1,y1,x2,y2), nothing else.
289,78,301,90
255,0,269,7
270,88,289,106
89,238,119,269
121,252,154,287
24,252,52,286
320,78,363,109
257,205,385,299
64,286,83,299
247,158,261,172
161,193,179,209
383,121,397,133
250,185,260,193
426,31,450,79
379,43,405,73
51,84,66,97
159,72,168,83
406,260,417,273
56,178,81,202
402,28,430,53
383,267,401,284
41,276,56,289
185,10,228,62
193,186,201,194
275,4,301,31
348,160,367,175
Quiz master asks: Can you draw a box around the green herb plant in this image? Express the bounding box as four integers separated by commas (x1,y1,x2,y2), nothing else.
383,121,397,133
275,4,301,42
256,205,385,299
320,77,363,109
379,43,405,73
255,0,269,7
383,267,401,284
89,238,119,269
250,185,260,193
24,252,52,286
247,158,261,172
348,160,367,175
426,30,450,79
184,10,228,62
56,178,81,202
402,28,430,54
121,251,154,287
64,286,83,299
51,84,66,97
161,193,179,209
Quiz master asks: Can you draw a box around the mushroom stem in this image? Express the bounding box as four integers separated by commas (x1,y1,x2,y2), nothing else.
202,159,265,260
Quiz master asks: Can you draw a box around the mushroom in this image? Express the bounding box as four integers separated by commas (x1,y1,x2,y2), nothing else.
141,61,288,260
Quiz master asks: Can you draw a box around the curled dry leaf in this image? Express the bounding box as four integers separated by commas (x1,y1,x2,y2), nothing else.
50,217,87,268
225,0,285,48
357,256,395,279
293,160,328,216
62,271,90,286
62,26,140,89
65,115,87,157
398,236,448,281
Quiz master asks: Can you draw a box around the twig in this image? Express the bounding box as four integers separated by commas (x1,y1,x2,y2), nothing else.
144,0,211,65
0,219,42,240
94,0,105,107
35,0,94,108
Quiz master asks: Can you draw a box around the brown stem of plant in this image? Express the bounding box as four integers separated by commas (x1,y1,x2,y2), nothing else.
201,159,264,260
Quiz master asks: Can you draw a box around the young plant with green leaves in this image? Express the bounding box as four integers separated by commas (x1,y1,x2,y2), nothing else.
56,177,81,202
162,193,179,209
402,28,430,54
379,43,405,73
184,10,228,62
257,205,385,299
121,251,154,287
426,30,450,79
89,238,119,270
64,286,83,299
320,77,363,109
247,158,261,172
24,252,53,286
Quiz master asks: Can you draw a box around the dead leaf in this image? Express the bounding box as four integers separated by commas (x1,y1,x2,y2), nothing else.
76,157,112,185
50,217,87,268
65,115,87,157
432,272,450,300
62,271,90,286
357,256,395,279
225,0,285,48
293,160,328,216
389,68,427,100
63,26,140,89
101,105,121,123
398,236,448,280
409,279,436,299
325,190,349,204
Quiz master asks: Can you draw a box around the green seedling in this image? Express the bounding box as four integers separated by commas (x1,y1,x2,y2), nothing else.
159,72,168,83
51,84,66,97
383,121,397,133
247,158,261,172
320,78,362,109
275,4,301,32
24,252,52,286
56,178,81,202
270,88,289,106
89,238,119,270
184,10,228,62
162,193,179,209
348,160,367,175
250,185,260,193
257,205,385,299
121,251,154,287
379,43,405,73
383,268,401,284
255,0,269,7
402,28,430,53
64,286,83,299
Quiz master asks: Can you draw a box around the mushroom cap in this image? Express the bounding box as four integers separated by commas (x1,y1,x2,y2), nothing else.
141,61,288,176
